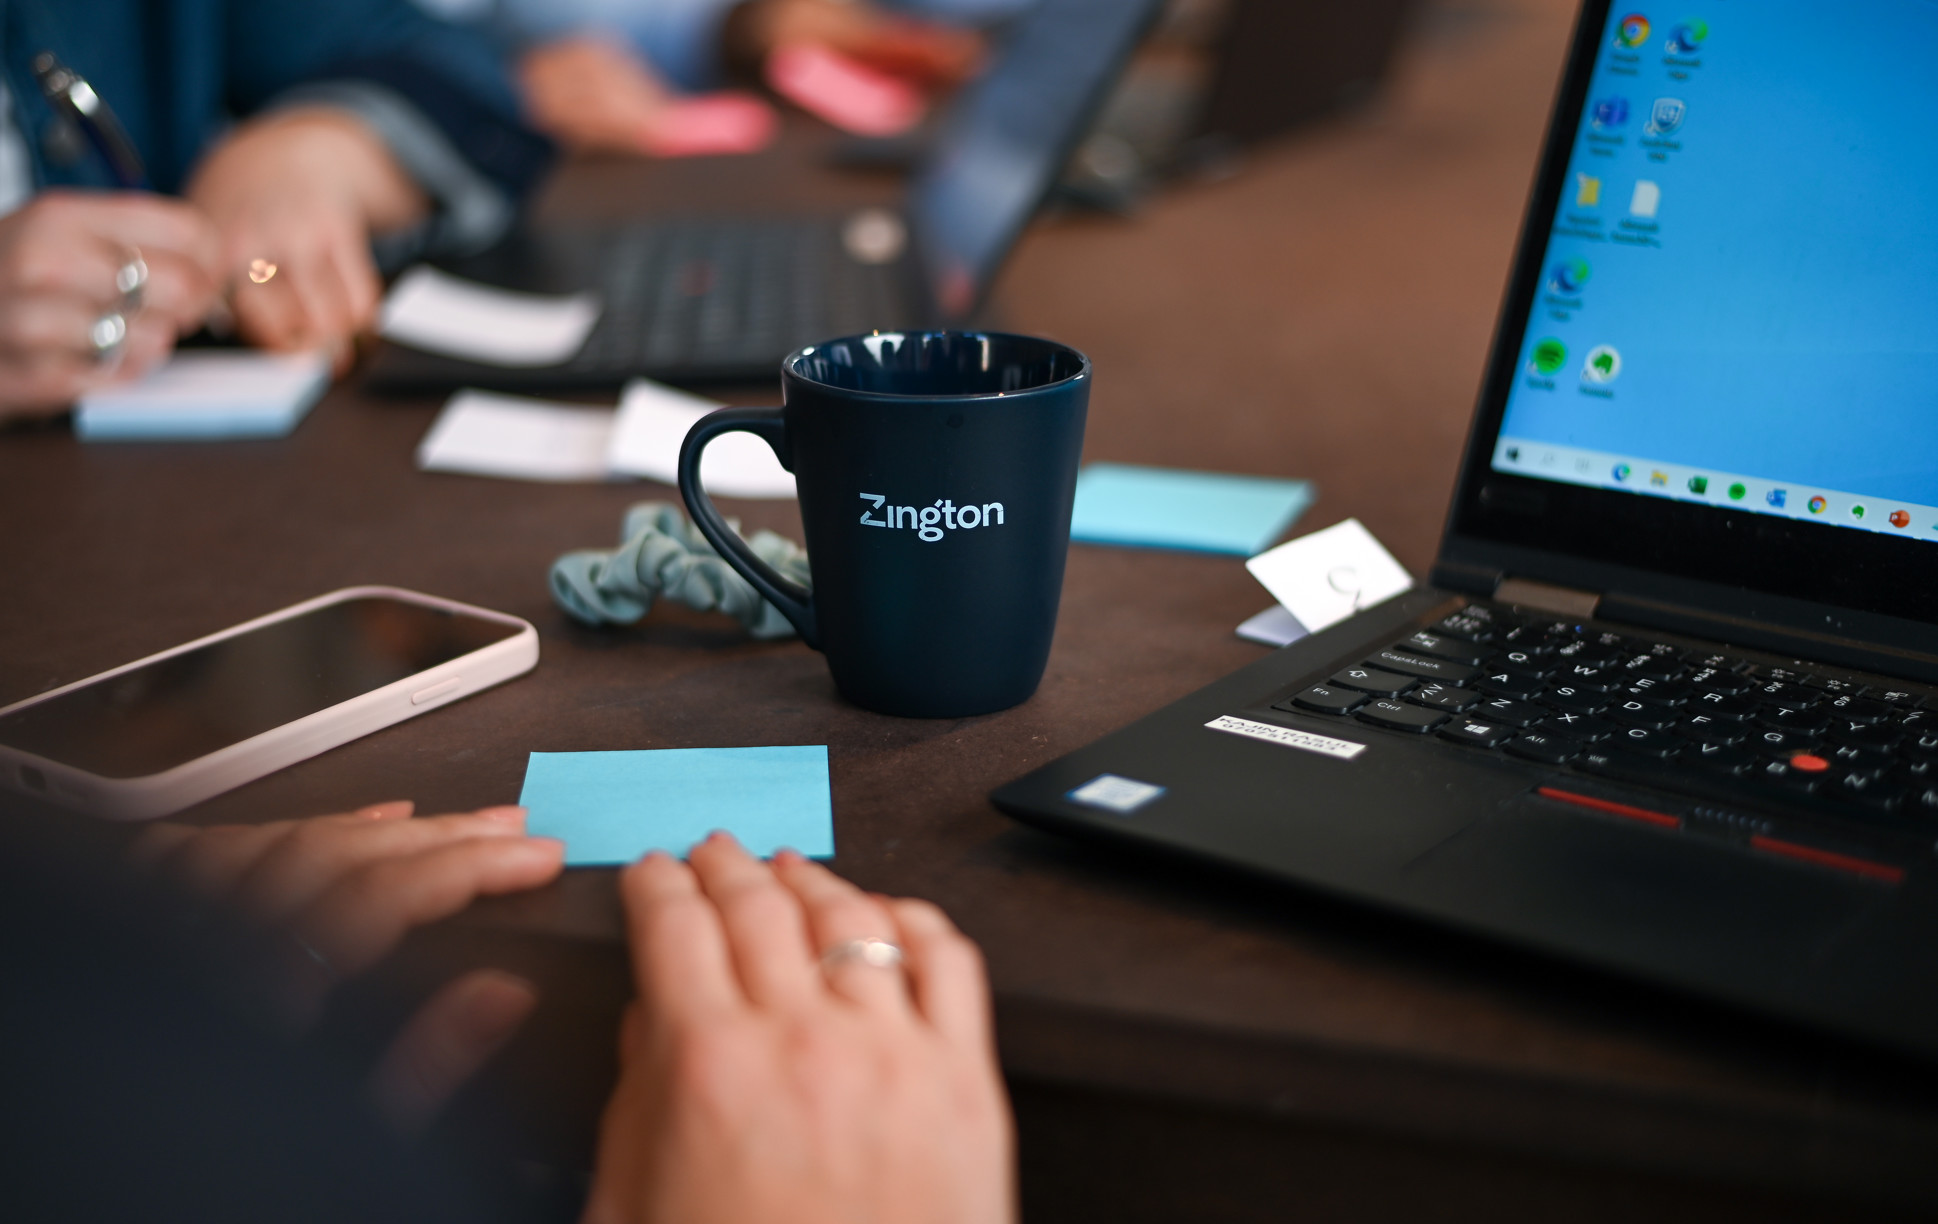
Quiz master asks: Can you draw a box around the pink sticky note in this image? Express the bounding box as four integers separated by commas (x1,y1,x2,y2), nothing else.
641,93,779,157
764,43,926,137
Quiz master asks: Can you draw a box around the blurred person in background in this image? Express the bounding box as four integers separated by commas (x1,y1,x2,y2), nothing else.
424,0,1024,158
1,798,1015,1224
0,0,552,422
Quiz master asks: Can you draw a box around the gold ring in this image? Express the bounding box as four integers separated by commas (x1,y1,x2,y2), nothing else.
247,258,278,285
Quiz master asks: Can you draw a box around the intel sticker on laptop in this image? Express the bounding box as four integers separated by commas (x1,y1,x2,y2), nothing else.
1068,774,1166,814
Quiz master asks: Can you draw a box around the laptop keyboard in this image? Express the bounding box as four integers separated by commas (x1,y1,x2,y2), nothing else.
1274,602,1938,829
561,219,908,375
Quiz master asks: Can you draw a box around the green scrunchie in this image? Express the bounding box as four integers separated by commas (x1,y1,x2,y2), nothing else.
549,502,811,640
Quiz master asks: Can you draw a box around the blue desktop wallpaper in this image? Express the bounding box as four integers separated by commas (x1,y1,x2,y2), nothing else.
1495,1,1938,507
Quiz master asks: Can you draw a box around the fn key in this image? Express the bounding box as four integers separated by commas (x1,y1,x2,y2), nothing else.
1278,685,1367,716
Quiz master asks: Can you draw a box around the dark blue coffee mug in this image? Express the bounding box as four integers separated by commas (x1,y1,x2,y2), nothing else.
678,331,1090,718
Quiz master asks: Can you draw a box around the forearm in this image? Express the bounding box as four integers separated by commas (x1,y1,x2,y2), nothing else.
187,108,428,236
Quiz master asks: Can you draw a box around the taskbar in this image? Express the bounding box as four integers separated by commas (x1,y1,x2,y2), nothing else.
1491,438,1938,541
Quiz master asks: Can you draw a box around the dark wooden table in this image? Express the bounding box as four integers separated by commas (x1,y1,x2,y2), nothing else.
7,2,1938,1219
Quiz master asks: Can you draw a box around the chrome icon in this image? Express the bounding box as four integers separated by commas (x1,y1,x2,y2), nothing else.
1616,14,1651,47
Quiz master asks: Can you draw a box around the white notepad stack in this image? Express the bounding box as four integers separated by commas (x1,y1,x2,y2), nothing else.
76,351,332,441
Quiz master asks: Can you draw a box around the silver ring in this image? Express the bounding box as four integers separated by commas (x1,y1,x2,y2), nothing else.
115,249,148,314
90,311,127,367
820,936,903,974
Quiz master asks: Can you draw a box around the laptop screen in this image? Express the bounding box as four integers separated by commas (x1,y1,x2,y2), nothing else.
908,0,1159,320
1486,2,1938,544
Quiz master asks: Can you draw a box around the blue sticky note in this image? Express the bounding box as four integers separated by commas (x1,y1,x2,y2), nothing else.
518,746,834,866
1068,463,1315,556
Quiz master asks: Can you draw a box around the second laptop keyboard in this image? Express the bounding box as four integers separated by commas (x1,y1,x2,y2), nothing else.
1273,602,1938,827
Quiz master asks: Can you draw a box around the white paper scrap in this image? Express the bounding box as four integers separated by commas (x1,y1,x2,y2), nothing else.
1236,604,1308,648
76,350,331,441
378,266,601,367
607,378,796,499
417,390,615,482
1245,519,1413,635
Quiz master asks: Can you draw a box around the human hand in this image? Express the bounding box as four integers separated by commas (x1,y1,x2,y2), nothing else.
518,37,777,158
186,109,428,366
132,801,565,1134
585,833,1014,1224
0,190,221,420
726,0,986,89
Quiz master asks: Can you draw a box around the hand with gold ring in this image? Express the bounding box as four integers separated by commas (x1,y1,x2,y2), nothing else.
585,832,1014,1224
187,106,430,369
0,190,221,421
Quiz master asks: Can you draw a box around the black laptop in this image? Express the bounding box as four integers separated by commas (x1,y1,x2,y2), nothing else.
363,0,1161,391
994,0,1938,1062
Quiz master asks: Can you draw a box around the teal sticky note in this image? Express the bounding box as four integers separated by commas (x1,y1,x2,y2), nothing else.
1068,463,1315,556
519,746,834,866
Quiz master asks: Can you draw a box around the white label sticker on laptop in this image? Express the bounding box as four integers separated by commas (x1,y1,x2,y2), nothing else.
1067,774,1167,814
1205,715,1366,760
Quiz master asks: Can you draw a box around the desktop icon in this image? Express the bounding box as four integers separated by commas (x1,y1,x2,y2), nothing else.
1666,19,1708,55
1531,338,1568,375
1551,258,1592,294
1592,98,1630,129
1613,463,1632,481
1808,495,1827,514
1630,180,1662,218
1891,509,1912,528
1583,344,1622,383
1852,504,1867,519
1506,446,1521,462
1650,470,1668,487
1767,488,1787,508
1576,173,1603,207
1647,98,1686,135
1687,475,1708,494
1616,14,1651,48
1728,482,1747,500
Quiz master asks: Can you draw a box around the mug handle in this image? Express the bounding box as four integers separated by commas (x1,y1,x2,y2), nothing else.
677,407,820,650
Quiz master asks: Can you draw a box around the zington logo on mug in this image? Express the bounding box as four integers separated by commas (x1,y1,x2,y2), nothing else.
858,492,1006,542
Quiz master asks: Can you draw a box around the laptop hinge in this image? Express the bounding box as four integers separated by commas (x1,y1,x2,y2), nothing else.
1492,577,1601,619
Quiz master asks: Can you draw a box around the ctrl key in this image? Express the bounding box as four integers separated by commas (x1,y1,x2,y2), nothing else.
1357,700,1450,734
1277,684,1367,716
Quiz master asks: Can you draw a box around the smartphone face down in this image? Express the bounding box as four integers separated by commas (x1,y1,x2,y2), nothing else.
0,593,528,793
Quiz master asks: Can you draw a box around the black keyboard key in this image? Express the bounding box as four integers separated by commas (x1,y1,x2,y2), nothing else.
1687,741,1757,775
1823,771,1903,813
1756,704,1832,734
1440,719,1515,749
1690,653,1753,673
1823,694,1892,725
1554,643,1620,670
1576,747,1686,784
1752,757,1823,793
1396,632,1495,667
1367,650,1477,686
1432,611,1496,641
1688,667,1754,695
1903,787,1938,822
1686,690,1758,720
1281,685,1367,715
1620,653,1686,681
1495,648,1555,674
1826,721,1903,751
1909,733,1938,759
1493,625,1559,656
1473,668,1546,701
1356,700,1449,734
1554,662,1623,692
1873,688,1928,708
1607,724,1682,757
1470,696,1547,728
1542,685,1610,714
1330,666,1417,697
1825,743,1895,777
1746,726,1820,755
1539,713,1619,741
1616,677,1693,706
1677,714,1748,744
1410,683,1482,712
1505,732,1580,764
1748,679,1819,706
1607,699,1680,731
1803,675,1868,696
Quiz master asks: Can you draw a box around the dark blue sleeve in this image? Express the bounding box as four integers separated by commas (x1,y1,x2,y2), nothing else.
222,0,552,200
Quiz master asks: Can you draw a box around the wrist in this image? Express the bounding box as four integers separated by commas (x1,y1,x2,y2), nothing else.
193,108,429,234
